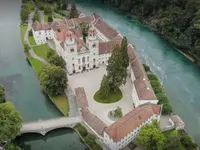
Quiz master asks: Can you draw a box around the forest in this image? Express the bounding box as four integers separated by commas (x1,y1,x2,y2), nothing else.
102,0,200,63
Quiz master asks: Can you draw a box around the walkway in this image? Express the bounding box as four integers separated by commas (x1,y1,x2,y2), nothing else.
21,116,82,135
65,86,80,117
24,12,49,64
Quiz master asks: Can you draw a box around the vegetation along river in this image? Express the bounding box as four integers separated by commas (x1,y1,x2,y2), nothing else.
0,0,86,149
76,0,200,145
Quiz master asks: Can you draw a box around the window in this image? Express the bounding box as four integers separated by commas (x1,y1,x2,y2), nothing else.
87,56,89,62
79,66,81,70
93,53,95,55
92,43,96,48
70,48,74,52
72,57,74,61
78,59,80,64
88,64,89,68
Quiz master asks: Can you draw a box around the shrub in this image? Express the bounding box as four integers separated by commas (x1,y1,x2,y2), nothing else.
84,133,96,147
156,93,168,104
143,64,150,72
150,80,160,87
162,103,172,115
180,135,197,149
114,107,123,118
24,43,30,53
47,50,55,59
28,30,33,36
48,15,53,22
148,73,158,81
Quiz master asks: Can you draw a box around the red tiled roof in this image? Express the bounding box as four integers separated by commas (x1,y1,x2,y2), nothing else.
32,21,43,31
99,39,122,54
94,18,119,40
105,103,161,141
73,16,93,24
75,87,89,109
81,108,107,135
76,38,85,51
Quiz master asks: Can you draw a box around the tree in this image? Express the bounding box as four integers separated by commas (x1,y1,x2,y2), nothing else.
20,4,29,23
162,103,172,115
99,75,110,99
180,135,197,149
156,93,168,104
136,121,166,150
39,65,67,96
0,85,6,103
107,44,127,92
28,30,33,36
114,107,123,118
120,37,129,69
47,50,66,68
48,15,53,22
5,142,22,150
80,22,89,43
44,5,53,15
48,54,66,68
84,133,96,147
143,64,150,72
164,135,181,150
147,73,158,81
0,102,23,142
24,43,30,54
69,0,79,18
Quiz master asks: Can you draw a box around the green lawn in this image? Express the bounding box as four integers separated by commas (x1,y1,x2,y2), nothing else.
28,35,37,45
28,56,45,74
44,15,48,23
53,12,65,20
50,96,69,116
32,44,52,61
20,25,28,45
94,88,122,103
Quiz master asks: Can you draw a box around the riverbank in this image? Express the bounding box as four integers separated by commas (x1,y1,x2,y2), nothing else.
144,64,198,149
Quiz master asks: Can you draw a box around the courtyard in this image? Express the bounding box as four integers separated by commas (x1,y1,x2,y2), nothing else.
68,65,134,126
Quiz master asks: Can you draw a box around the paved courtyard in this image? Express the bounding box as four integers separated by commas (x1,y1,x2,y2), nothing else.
68,65,134,126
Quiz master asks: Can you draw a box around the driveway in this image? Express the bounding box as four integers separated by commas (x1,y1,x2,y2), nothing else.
68,65,134,126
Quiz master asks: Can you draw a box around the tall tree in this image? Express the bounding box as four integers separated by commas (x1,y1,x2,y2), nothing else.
69,0,79,18
0,102,23,142
0,85,6,103
107,44,127,92
136,121,166,150
39,65,67,96
120,36,129,68
80,22,89,43
99,75,110,99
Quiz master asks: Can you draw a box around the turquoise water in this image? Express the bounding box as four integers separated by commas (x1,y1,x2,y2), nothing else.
0,1,86,149
76,0,200,145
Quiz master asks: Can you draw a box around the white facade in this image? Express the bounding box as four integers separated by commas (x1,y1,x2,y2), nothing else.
32,28,53,45
104,114,161,150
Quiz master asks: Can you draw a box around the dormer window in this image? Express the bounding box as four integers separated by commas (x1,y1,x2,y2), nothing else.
70,49,74,52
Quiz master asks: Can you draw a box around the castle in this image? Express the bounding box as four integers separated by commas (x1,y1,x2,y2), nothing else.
32,13,161,150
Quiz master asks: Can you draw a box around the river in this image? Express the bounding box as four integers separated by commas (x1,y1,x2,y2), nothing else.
76,0,200,145
0,0,86,149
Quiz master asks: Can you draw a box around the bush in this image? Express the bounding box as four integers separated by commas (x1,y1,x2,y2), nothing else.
162,103,172,115
28,30,33,36
143,64,150,72
75,123,88,137
156,93,168,104
84,133,96,147
148,73,158,81
24,43,30,53
48,15,53,22
47,50,55,58
180,135,197,149
44,5,53,15
150,80,161,88
114,107,123,118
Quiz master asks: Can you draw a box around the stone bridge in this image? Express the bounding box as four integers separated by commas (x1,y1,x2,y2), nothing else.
21,116,82,136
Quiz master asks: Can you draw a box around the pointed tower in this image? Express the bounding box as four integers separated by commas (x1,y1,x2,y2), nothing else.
86,26,99,68
64,30,78,74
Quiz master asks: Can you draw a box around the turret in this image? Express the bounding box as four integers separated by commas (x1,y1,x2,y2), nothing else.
65,31,75,45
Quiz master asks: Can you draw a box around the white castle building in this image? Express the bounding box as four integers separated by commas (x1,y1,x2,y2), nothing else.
32,13,158,108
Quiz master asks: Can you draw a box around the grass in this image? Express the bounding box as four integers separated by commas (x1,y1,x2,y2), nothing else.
53,12,65,20
27,56,45,74
50,96,69,116
74,123,103,150
32,44,52,61
44,15,48,23
94,88,122,103
20,25,28,45
28,35,37,45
